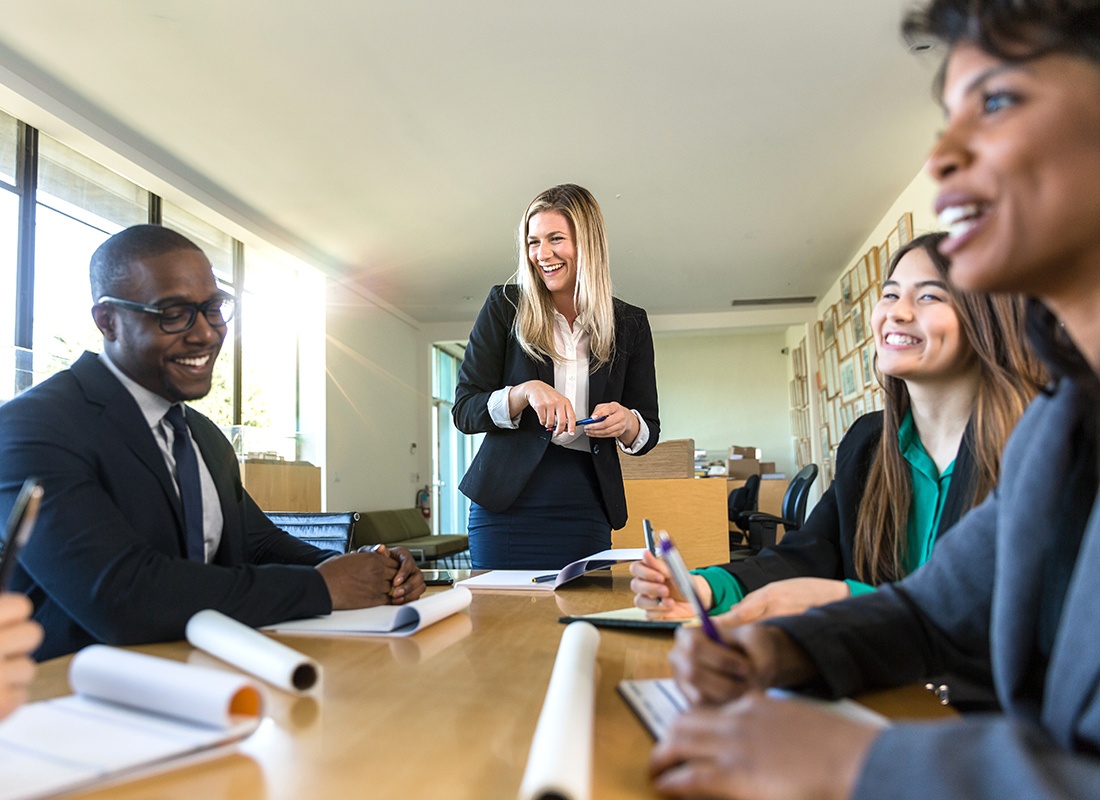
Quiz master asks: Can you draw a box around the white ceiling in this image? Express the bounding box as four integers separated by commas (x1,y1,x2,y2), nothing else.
0,1,944,324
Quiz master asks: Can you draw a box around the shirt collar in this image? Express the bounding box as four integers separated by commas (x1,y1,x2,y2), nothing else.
898,408,954,482
98,351,174,430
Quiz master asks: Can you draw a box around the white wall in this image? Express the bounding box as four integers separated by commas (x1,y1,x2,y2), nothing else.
652,329,796,476
325,281,425,512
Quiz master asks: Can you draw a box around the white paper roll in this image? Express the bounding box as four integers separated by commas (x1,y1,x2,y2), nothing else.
186,609,322,693
69,645,264,729
518,621,600,800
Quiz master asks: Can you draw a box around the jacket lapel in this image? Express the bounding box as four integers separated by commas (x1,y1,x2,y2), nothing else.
71,352,185,532
992,384,1080,719
1041,496,1100,745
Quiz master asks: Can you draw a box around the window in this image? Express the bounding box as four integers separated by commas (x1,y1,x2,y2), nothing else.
32,133,148,384
432,343,481,535
0,109,325,475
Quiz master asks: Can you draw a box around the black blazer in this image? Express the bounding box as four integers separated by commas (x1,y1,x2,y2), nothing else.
721,411,977,591
453,285,660,529
0,352,333,660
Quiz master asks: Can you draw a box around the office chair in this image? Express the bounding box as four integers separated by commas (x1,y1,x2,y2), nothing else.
742,464,819,552
727,474,761,553
265,511,359,554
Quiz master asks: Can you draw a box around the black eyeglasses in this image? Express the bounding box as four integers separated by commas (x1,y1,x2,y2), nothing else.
97,295,236,334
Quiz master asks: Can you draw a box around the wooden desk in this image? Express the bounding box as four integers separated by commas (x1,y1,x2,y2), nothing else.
28,575,954,800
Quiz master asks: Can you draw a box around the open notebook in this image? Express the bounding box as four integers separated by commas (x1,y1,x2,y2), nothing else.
457,548,647,592
0,645,264,800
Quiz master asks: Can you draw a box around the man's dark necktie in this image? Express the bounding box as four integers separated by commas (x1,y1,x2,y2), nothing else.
164,404,205,562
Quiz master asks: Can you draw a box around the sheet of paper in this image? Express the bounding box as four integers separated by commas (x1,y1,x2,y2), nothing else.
187,609,321,693
618,678,891,739
0,647,263,800
518,622,600,800
263,585,472,637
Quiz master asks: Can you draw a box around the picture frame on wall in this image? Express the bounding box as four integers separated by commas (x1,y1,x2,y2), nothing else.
872,388,884,411
840,272,854,315
840,355,860,401
898,212,914,246
827,347,840,397
867,247,879,285
863,294,876,330
878,241,891,275
820,424,831,454
840,402,854,431
829,398,841,435
823,306,836,348
852,302,865,343
861,343,874,387
853,395,866,419
859,253,871,294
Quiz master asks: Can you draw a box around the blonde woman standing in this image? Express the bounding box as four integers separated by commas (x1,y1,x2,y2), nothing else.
454,184,660,569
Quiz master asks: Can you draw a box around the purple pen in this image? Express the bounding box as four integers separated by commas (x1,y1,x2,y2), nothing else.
657,533,724,644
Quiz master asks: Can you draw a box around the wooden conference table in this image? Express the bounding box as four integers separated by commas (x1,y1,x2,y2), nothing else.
29,572,955,800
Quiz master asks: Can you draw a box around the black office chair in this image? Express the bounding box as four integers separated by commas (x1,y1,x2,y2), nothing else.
727,473,761,551
742,464,819,552
265,511,359,554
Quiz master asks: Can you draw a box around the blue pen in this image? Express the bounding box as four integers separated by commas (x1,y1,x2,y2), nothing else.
575,415,607,425
656,531,723,644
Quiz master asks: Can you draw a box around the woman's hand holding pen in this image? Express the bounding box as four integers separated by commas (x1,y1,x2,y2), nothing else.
630,550,712,620
668,622,816,707
581,402,639,445
509,381,576,435
0,593,42,720
649,690,879,800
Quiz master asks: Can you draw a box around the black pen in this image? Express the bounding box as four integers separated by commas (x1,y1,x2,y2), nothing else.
531,573,558,584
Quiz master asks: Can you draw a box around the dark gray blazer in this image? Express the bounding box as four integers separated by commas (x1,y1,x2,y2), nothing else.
453,285,660,530
0,352,332,660
773,376,1100,797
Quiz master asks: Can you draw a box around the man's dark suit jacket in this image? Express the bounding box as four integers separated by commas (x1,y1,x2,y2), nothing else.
0,351,332,660
453,285,660,530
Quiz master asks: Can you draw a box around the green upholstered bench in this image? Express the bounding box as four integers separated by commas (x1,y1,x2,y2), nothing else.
353,508,469,566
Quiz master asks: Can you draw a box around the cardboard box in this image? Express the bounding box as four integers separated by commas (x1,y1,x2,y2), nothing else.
726,457,761,479
619,438,695,480
729,445,758,459
759,461,776,474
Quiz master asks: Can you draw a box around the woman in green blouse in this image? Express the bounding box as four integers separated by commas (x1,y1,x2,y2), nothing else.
632,232,1043,625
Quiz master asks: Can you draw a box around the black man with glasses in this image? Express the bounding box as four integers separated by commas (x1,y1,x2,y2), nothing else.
0,224,425,660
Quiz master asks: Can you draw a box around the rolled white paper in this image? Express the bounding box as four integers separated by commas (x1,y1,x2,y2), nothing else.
69,645,264,729
518,621,600,800
186,609,322,693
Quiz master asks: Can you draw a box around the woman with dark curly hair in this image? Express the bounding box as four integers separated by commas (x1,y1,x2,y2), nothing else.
652,2,1100,798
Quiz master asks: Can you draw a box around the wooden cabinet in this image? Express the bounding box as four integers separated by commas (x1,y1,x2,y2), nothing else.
614,478,727,568
239,461,321,512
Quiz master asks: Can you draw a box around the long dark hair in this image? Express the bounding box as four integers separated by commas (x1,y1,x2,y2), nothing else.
852,232,1045,583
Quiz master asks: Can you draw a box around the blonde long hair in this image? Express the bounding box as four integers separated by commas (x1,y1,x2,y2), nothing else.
853,232,1044,583
513,184,615,368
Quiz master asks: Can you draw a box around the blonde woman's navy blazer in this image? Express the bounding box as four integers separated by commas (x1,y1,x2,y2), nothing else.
453,285,660,529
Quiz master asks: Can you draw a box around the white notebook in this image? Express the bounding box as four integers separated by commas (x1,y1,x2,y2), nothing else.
264,585,472,637
0,645,264,800
618,677,890,739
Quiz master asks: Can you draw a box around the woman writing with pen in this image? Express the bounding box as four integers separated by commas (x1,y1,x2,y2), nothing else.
632,232,1042,709
453,184,660,570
